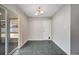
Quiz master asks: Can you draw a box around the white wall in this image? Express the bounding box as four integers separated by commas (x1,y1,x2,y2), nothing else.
3,4,29,47
28,17,51,40
51,5,70,54
71,5,79,54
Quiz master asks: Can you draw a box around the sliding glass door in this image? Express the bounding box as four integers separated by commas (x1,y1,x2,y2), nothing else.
0,5,19,55
0,6,6,55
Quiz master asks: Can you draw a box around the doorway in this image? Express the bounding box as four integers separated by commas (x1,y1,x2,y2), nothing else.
0,5,6,55
0,5,19,55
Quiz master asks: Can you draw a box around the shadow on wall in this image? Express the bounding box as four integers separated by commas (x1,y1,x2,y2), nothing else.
71,5,79,55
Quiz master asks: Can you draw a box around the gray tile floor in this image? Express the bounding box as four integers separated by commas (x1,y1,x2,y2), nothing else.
8,42,18,53
0,43,5,55
0,42,18,55
17,40,67,55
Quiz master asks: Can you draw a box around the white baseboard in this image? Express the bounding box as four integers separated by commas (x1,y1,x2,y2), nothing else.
11,40,28,55
51,39,70,55
13,49,19,55
20,40,28,48
9,47,18,55
28,39,51,41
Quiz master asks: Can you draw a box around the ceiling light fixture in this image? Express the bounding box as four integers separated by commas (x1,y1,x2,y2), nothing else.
35,6,44,16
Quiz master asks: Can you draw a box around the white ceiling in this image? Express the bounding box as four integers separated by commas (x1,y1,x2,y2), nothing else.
17,4,64,17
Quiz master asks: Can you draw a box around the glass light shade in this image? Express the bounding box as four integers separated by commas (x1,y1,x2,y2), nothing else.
40,10,44,14
35,12,39,16
35,10,44,16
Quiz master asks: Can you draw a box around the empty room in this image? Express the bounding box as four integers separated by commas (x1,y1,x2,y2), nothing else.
0,4,70,55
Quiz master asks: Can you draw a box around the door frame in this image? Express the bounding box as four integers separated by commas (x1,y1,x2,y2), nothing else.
0,5,8,55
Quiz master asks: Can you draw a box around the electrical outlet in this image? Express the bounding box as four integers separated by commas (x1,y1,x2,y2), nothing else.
48,37,50,39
